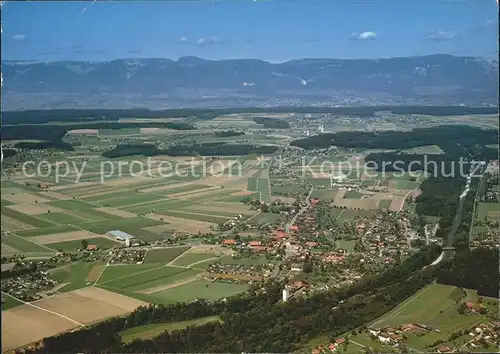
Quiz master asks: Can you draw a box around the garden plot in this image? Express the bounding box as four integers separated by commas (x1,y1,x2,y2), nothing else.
95,207,137,218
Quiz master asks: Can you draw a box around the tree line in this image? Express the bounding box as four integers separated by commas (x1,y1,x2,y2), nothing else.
2,122,195,151
253,117,291,129
17,244,441,354
4,106,497,125
102,142,279,158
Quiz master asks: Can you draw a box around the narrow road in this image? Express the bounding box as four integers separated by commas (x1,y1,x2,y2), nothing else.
285,186,314,233
1,291,84,326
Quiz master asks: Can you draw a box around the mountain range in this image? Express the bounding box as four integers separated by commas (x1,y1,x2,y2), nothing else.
2,54,498,110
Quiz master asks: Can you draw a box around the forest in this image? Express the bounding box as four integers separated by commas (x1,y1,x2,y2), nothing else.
214,130,245,137
1,122,195,151
102,142,279,158
291,125,498,155
3,106,496,125
437,247,499,298
17,245,441,354
253,117,291,129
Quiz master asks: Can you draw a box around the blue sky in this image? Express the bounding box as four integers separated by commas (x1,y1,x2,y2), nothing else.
2,0,498,62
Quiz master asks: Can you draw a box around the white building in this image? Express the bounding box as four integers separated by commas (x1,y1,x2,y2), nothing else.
106,230,136,242
282,287,290,302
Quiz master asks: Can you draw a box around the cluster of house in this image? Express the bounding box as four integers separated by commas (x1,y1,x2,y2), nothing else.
1,271,57,302
461,322,500,351
204,262,275,284
107,248,147,264
310,337,346,354
368,325,429,348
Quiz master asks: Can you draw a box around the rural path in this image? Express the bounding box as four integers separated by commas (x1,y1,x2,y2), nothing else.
398,186,420,212
166,249,190,266
1,292,84,327
285,186,314,234
188,256,221,268
221,210,262,238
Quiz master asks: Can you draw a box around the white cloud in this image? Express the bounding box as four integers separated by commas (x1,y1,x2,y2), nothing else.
12,34,26,41
426,30,458,41
355,31,377,40
197,36,221,45
178,36,189,43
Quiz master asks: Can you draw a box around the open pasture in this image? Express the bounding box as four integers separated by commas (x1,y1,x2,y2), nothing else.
142,246,190,263
171,250,220,267
398,144,444,154
119,315,221,343
371,283,485,335
144,214,214,234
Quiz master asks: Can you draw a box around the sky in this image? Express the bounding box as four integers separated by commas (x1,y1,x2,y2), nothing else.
2,0,498,62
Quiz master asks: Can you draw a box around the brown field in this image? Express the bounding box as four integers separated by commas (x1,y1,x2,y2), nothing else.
140,127,160,133
138,275,200,294
1,192,50,204
33,287,148,325
68,129,98,134
2,305,80,353
31,231,110,245
1,215,33,230
95,207,137,218
86,264,106,283
140,181,193,193
38,191,73,200
145,214,215,234
175,188,230,200
188,202,252,215
205,272,263,281
50,181,97,191
7,203,65,215
488,211,500,219
389,196,406,212
194,175,238,187
167,186,221,198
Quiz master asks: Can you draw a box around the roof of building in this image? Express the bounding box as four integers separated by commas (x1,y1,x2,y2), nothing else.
223,239,236,245
335,338,346,344
106,230,136,240
87,244,98,250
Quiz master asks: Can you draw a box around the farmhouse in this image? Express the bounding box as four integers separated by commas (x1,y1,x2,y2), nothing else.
106,230,136,242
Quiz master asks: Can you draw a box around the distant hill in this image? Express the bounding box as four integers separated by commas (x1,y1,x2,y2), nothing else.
2,54,498,109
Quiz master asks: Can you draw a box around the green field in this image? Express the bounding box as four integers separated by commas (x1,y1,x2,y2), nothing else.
152,279,248,302
399,145,444,154
1,295,24,311
50,261,105,292
35,212,88,225
343,190,364,199
160,184,211,196
97,263,166,283
379,199,392,209
100,266,198,291
119,316,221,343
157,210,229,224
370,283,489,349
171,252,220,267
476,202,498,221
16,225,80,237
123,199,196,214
94,193,165,208
75,217,163,235
1,207,54,228
2,234,53,253
47,237,120,252
142,247,190,263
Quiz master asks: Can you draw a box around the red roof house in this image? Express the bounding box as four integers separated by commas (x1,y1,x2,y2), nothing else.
223,239,236,245
249,241,262,247
275,230,287,239
335,338,346,345
310,198,320,206
305,241,318,247
290,225,299,231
